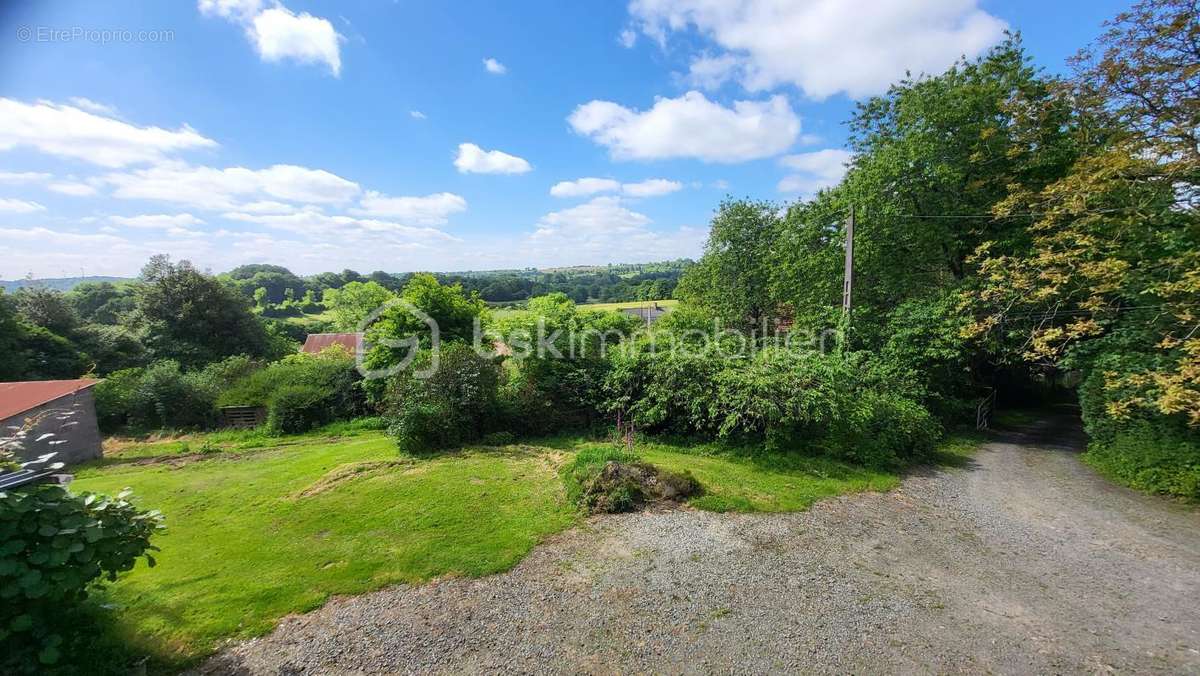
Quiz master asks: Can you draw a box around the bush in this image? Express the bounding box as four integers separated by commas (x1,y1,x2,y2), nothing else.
1084,423,1200,500
219,349,365,432
93,356,262,432
604,346,940,467
266,385,331,434
0,484,163,672
384,344,500,453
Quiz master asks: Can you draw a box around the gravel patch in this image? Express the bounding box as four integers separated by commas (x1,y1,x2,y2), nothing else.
194,416,1200,674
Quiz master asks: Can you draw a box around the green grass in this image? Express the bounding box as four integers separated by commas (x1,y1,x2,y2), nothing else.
579,299,678,312
69,427,980,671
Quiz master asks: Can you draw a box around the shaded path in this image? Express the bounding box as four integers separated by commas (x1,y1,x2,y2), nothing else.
198,417,1200,674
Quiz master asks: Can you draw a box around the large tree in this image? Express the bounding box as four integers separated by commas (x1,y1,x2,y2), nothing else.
966,0,1200,426
134,255,275,368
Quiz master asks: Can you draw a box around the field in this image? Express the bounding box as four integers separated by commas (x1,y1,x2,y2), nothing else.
67,425,972,670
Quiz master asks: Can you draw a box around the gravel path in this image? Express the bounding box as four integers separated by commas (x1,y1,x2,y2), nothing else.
196,416,1200,674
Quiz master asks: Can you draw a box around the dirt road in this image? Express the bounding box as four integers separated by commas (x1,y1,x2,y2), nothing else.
199,417,1200,674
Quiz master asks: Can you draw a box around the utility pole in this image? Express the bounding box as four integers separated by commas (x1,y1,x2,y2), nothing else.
842,204,854,321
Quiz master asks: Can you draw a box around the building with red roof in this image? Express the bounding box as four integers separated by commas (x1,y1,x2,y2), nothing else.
0,379,103,465
301,332,363,356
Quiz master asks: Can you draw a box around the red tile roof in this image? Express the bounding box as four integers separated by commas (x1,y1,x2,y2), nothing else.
0,380,100,421
301,332,363,355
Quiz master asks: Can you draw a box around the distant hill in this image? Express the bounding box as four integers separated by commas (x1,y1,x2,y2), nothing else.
0,276,132,293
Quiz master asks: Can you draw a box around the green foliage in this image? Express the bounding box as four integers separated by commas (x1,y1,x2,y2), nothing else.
322,280,395,331
559,446,639,509
676,199,780,330
384,344,500,453
135,256,276,369
219,349,365,433
1084,423,1200,500
606,347,939,467
94,356,261,432
266,385,331,435
0,484,162,672
494,293,639,435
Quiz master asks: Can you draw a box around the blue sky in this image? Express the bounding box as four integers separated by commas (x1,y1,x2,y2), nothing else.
0,0,1128,278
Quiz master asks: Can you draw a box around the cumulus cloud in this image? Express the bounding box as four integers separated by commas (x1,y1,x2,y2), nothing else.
48,181,98,197
67,97,118,116
777,148,853,195
103,162,361,210
550,177,683,198
549,177,622,198
351,191,467,225
483,58,507,74
568,91,799,163
628,0,1007,100
222,207,460,241
200,0,342,76
622,178,683,197
0,198,45,213
0,98,216,167
618,29,637,48
410,110,426,120
528,196,704,264
109,213,206,229
454,143,532,174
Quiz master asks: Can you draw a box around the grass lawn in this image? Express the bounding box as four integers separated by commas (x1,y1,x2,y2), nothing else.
580,298,679,312
70,427,978,671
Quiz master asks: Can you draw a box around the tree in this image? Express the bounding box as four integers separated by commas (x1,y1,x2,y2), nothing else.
322,281,396,331
12,287,79,336
676,199,780,331
966,0,1200,426
134,255,273,368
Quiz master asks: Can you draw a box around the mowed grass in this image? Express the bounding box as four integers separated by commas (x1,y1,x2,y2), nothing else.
70,427,978,671
580,298,679,312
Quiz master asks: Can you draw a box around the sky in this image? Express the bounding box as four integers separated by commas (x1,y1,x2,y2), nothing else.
0,0,1129,279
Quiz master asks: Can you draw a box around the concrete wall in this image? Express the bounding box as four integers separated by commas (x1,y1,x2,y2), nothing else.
2,389,103,466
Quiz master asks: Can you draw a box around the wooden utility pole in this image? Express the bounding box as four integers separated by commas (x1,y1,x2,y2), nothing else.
842,205,854,320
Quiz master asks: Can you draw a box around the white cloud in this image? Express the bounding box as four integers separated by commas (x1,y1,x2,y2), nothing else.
104,162,361,210
48,181,98,197
483,58,507,74
0,198,45,213
67,97,117,116
252,7,343,76
568,91,799,163
222,207,459,242
109,213,207,229
197,0,262,20
687,53,739,90
777,148,853,195
550,177,621,198
200,0,342,76
454,143,532,175
410,110,426,120
351,191,467,225
0,98,216,167
629,0,1007,100
550,177,683,198
618,29,637,48
622,178,682,197
0,172,51,184
528,196,704,264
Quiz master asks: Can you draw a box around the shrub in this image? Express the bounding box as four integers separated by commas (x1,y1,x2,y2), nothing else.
0,484,163,672
384,344,500,453
1084,423,1200,500
219,349,365,432
266,385,331,434
93,356,262,432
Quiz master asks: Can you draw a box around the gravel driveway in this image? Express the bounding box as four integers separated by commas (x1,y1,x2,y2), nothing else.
197,416,1200,674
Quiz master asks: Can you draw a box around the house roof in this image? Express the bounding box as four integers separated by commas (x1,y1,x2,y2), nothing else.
301,332,363,355
0,380,100,421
